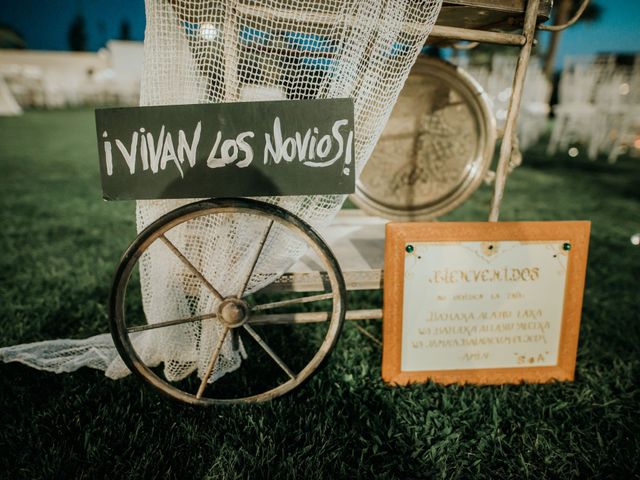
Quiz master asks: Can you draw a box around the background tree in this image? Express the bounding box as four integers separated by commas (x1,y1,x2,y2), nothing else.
119,20,131,41
68,14,87,51
0,24,26,49
543,0,603,78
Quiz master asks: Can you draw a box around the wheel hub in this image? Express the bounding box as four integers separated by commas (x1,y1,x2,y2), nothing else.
217,297,250,328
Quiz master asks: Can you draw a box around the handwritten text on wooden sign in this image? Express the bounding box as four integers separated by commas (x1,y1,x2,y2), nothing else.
382,222,590,385
401,241,567,372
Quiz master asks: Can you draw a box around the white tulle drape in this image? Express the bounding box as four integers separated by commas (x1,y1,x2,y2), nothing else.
1,0,442,381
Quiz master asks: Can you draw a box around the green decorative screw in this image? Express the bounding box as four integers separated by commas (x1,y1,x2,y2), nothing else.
405,244,414,253
563,242,571,251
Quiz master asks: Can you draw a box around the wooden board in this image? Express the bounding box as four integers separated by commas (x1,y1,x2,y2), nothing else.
382,221,591,385
263,209,386,292
436,0,552,30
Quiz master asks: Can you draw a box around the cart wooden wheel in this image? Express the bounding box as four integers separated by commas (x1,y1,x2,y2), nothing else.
109,198,346,406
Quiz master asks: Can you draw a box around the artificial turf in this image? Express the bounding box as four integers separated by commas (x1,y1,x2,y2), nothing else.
0,109,638,479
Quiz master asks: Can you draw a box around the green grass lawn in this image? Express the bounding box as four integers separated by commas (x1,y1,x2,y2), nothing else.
0,109,638,479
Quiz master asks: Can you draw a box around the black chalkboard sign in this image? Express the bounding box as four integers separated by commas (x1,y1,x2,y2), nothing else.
95,98,355,200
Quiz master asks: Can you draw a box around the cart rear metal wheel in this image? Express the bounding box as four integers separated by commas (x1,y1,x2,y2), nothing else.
109,198,346,406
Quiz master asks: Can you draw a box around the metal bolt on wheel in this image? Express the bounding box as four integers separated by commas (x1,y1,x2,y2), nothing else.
109,198,346,406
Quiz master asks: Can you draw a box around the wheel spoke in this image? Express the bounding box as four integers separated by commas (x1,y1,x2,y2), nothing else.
127,312,218,333
159,234,224,302
252,292,334,312
242,324,295,379
353,323,382,346
196,326,230,399
237,220,274,298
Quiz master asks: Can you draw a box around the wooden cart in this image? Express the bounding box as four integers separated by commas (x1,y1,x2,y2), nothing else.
110,0,589,405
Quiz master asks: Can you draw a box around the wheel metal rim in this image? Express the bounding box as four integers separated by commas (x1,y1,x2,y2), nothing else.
351,57,496,221
109,197,346,406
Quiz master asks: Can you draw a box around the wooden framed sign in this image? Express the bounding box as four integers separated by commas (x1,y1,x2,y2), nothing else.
95,98,354,200
382,221,590,385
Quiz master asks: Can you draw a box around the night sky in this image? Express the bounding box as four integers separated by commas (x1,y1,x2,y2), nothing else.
1,0,145,52
1,0,639,69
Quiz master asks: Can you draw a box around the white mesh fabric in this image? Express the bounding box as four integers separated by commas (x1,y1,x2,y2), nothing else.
0,0,442,381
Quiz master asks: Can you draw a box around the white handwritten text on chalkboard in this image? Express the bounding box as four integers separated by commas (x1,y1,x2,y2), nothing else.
101,117,353,179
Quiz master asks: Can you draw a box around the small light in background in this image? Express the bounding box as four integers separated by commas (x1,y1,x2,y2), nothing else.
498,88,512,103
199,22,218,41
619,83,630,96
631,233,640,246
568,147,579,157
634,136,640,150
